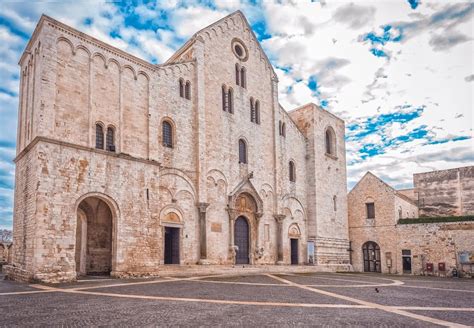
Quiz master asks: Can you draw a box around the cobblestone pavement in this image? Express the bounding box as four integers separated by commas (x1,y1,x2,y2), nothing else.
0,272,473,327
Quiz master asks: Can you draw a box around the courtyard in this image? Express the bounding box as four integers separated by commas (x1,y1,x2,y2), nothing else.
0,271,473,327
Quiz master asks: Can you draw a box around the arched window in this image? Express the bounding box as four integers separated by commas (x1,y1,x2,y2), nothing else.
222,85,227,112
255,100,260,124
333,195,337,211
398,207,403,219
228,88,234,114
289,161,296,182
325,127,336,155
240,67,246,88
185,81,191,100
95,123,104,150
282,123,286,137
162,121,173,148
250,98,255,123
238,139,247,164
179,78,184,98
235,63,240,86
279,120,282,135
106,126,115,152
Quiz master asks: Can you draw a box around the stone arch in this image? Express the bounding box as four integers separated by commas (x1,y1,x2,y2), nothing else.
123,65,137,80
74,192,119,276
288,223,301,239
75,44,91,58
92,52,107,67
325,125,337,155
57,37,75,54
160,205,184,226
159,168,197,201
137,70,150,81
160,116,177,148
281,195,307,221
108,59,120,72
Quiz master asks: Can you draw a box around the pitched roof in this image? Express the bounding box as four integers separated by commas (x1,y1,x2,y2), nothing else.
349,171,417,206
165,10,277,80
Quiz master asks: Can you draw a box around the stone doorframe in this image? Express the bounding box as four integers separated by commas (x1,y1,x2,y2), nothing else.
226,174,264,264
74,192,120,276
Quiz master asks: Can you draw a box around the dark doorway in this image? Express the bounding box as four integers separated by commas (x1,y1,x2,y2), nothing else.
234,216,249,264
402,249,412,273
362,241,381,273
290,239,298,265
164,227,180,264
76,197,113,276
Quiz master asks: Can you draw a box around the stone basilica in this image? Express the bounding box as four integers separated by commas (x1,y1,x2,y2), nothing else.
7,11,350,282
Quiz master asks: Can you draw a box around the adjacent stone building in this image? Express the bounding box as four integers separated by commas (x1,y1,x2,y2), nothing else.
349,168,474,275
6,11,350,282
414,166,474,217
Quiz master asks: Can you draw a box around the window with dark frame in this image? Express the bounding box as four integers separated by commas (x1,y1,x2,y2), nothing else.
106,126,115,152
162,121,173,148
179,79,184,98
95,123,104,150
235,64,240,85
228,88,234,114
289,161,296,182
222,85,227,111
250,98,255,123
366,202,375,219
255,100,260,124
240,67,246,88
185,81,191,100
239,139,247,164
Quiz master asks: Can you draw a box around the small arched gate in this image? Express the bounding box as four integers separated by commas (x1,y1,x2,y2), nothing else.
362,241,381,273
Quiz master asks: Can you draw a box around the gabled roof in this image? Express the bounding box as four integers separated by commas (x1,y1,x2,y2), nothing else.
165,10,277,80
349,171,417,206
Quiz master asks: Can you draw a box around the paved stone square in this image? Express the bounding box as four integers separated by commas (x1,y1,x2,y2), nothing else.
0,272,473,327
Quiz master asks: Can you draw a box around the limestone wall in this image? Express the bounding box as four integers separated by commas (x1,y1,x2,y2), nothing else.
414,166,474,217
9,12,351,282
349,172,474,275
290,104,350,264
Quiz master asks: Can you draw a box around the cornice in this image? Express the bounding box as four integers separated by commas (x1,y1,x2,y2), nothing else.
14,136,161,168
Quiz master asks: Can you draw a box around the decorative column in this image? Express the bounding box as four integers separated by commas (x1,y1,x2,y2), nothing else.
274,214,286,264
197,202,209,264
226,207,237,264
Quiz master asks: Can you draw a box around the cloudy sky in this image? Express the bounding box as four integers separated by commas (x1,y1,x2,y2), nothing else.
0,0,473,229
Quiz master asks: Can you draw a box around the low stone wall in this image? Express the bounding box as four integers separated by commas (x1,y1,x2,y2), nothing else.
3,265,35,283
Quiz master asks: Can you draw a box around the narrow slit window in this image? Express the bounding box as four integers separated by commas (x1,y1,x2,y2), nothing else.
163,121,173,148
222,85,227,112
95,123,104,150
235,64,240,86
106,126,115,152
239,139,247,164
179,79,184,98
228,88,234,114
185,81,191,100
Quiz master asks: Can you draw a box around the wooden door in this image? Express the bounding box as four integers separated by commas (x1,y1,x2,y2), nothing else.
234,217,249,264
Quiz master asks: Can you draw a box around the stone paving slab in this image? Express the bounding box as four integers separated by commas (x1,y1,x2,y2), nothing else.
408,310,474,327
317,285,474,308
1,272,472,326
199,274,286,284
85,280,356,305
274,273,392,286
0,292,434,327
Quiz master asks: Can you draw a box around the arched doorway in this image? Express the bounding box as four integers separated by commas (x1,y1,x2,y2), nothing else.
234,216,249,264
362,241,381,273
76,196,113,276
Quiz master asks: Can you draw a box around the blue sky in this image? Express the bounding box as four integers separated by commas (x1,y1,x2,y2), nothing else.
0,1,473,229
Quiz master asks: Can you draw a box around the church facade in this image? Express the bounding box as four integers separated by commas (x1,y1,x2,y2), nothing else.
7,11,350,282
